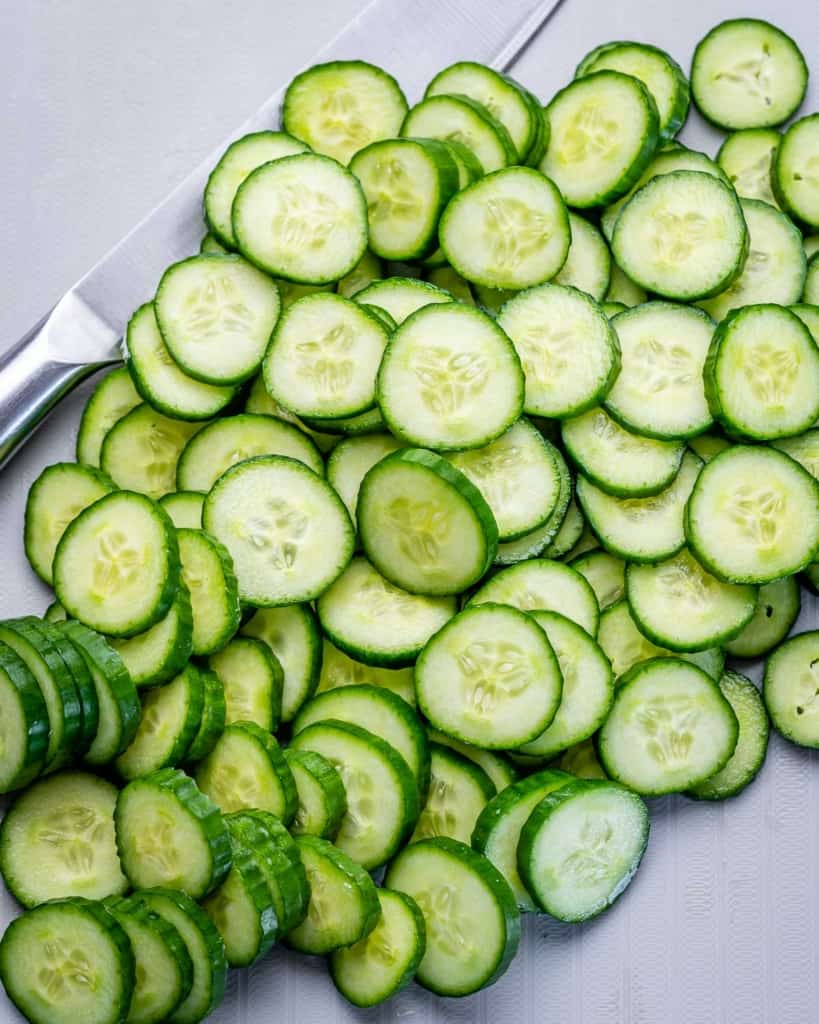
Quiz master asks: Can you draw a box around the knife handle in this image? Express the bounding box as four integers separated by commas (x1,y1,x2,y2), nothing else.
0,318,114,471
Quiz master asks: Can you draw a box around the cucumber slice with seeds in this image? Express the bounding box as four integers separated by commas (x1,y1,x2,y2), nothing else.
725,576,801,659
316,638,416,706
184,667,226,763
773,114,819,229
570,548,626,610
763,630,819,748
208,636,282,732
400,94,516,173
410,743,494,845
717,128,781,205
76,366,142,467
426,728,517,791
284,748,347,839
159,491,204,529
178,529,240,656
110,581,193,689
240,603,321,722
553,212,612,300
0,640,48,792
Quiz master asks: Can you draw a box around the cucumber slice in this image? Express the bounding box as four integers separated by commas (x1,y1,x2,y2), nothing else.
244,374,339,453
115,768,231,898
203,455,354,606
195,722,297,823
497,284,620,419
184,667,226,763
110,581,193,689
401,94,516,173
686,445,819,583
317,638,415,706
0,771,125,907
688,671,769,800
0,898,135,1024
542,498,586,559
159,491,204,529
286,835,380,954
290,720,419,869
773,114,819,229
426,264,476,303
177,529,240,656
688,432,731,463
570,549,626,611
384,836,519,996
411,743,494,845
763,630,819,748
283,60,407,165
337,249,384,299
24,463,116,585
518,779,649,921
115,664,204,780
284,748,347,839
605,264,647,306
354,276,451,323
37,620,100,756
378,302,524,451
556,739,609,780
0,640,48,791
470,558,600,636
691,18,807,130
232,154,368,283
208,636,282,732
304,404,388,437
330,888,425,1007
317,556,456,668
104,895,193,1024
725,576,801,659
599,658,739,794
717,128,781,205
773,428,819,480
416,603,563,749
326,433,402,527
240,604,321,721
200,232,228,254
76,366,142,468
540,70,659,208
426,728,517,791
806,254,819,303
553,212,612,300
44,600,68,623
204,130,308,248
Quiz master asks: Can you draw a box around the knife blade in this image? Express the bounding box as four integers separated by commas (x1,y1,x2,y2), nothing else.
0,0,564,469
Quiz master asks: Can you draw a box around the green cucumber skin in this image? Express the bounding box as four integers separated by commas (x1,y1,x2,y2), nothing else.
184,666,227,763
178,528,241,657
36,619,99,757
0,640,49,792
284,747,348,839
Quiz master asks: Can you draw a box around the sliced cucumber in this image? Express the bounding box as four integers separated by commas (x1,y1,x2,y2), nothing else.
110,581,193,689
178,529,239,655
411,743,494,845
400,94,515,173
284,748,347,839
159,491,204,529
0,640,49,791
570,548,626,610
773,428,819,480
773,114,819,229
200,232,228,254
76,366,141,468
317,638,416,706
240,603,321,722
353,276,451,323
763,630,819,748
337,249,384,299
326,433,402,527
426,728,517,792
688,432,731,463
605,264,647,306
184,666,226,763
725,576,801,659
39,620,99,757
556,739,609,780
208,636,282,732
717,128,781,205
553,211,612,300
542,497,586,558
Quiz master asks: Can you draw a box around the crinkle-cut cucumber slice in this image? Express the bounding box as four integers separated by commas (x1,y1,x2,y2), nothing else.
290,719,419,869
284,748,347,839
76,365,141,467
725,576,801,659
557,739,609,779
570,548,626,610
316,638,415,706
686,445,819,583
159,490,204,529
613,171,749,300
178,529,240,656
763,630,819,748
384,836,520,997
625,548,757,651
240,604,321,722
562,407,685,498
326,433,402,527
470,558,600,636
578,449,702,563
416,603,563,749
378,302,523,451
204,130,308,248
337,249,384,298
704,304,819,439
400,94,516,174
540,70,659,208
100,404,205,499
283,60,407,165
232,153,368,283
0,640,49,791
773,114,819,230
203,455,354,606
24,462,116,585
692,18,808,130
264,293,389,419
688,671,769,800
553,212,612,300
184,666,226,764
497,283,619,420
518,779,649,921
208,636,282,733
410,743,494,845
125,304,239,418
354,276,451,323
439,167,570,291
599,658,739,795
110,581,192,689
717,128,781,205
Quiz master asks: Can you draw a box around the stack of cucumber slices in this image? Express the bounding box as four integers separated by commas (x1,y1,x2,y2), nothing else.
3,15,819,1022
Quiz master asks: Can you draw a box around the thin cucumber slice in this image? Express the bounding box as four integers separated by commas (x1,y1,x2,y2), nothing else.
178,529,240,656
0,898,135,1024
552,212,612,300
599,658,739,795
264,292,389,418
330,888,425,1007
686,445,819,583
109,581,193,689
185,667,226,763
24,462,115,584
688,671,769,800
807,238,819,259
626,548,757,651
773,428,819,480
473,283,518,316
115,664,204,780
605,264,647,306
136,888,227,1024
284,748,347,839
232,154,368,283
691,18,808,130
470,558,600,636
688,432,731,462
426,728,517,791
561,522,599,562
426,264,475,303
200,232,229,254
443,138,486,184
286,835,380,955
208,636,282,732
764,631,819,747
540,70,659,208
244,373,339,453
411,744,494,845
773,114,819,229
317,638,415,706
337,249,384,299
518,779,649,921
283,60,407,165
725,576,801,659
159,491,204,529
556,739,609,780
471,769,571,910
400,94,516,173
717,128,781,205
384,836,520,997
290,720,420,869
317,556,456,668
326,433,402,527
415,603,563,749
115,768,232,898
439,167,570,290
493,447,572,564
497,284,620,419
41,620,99,755
195,722,297,822
240,604,321,722
275,278,335,308
203,455,354,606
578,449,702,563
0,640,48,792
76,366,141,467
204,130,308,248
377,302,524,451
542,497,586,559
354,276,452,323
569,548,626,610
303,405,388,437
125,303,239,416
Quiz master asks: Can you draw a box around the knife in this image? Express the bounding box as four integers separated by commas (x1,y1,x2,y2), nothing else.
0,0,564,470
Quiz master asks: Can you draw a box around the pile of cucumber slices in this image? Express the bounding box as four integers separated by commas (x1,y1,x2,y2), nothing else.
3,14,819,1023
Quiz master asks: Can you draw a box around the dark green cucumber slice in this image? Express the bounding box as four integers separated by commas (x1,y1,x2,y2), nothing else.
0,639,49,792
